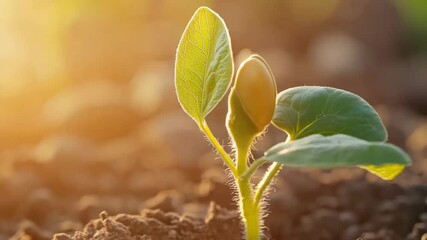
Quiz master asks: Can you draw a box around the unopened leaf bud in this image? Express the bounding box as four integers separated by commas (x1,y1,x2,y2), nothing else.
227,55,277,147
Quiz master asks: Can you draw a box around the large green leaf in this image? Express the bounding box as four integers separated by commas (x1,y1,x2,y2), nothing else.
262,134,411,180
175,7,233,124
273,86,387,141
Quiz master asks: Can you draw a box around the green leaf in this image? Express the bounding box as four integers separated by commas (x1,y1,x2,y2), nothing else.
273,86,387,141
360,165,407,181
175,7,233,124
262,134,411,180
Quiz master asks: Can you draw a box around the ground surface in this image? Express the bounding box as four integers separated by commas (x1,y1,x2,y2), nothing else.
0,106,426,240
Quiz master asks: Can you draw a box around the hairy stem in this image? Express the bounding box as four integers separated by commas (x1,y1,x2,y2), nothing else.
235,148,261,240
254,137,290,205
236,140,252,175
241,159,267,181
200,121,237,176
254,162,282,207
237,178,261,240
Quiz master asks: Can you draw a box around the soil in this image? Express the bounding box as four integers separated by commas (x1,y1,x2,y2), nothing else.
1,113,426,240
52,203,241,240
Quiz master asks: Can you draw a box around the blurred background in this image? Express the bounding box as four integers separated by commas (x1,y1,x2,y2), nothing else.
0,0,426,151
0,0,426,239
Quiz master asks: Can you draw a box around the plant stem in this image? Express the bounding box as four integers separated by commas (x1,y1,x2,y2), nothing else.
254,137,290,206
241,159,266,181
236,141,252,175
236,145,260,240
254,162,282,207
237,178,261,240
200,121,238,177
200,120,262,239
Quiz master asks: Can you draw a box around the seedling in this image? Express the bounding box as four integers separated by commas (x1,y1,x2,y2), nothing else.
174,7,411,240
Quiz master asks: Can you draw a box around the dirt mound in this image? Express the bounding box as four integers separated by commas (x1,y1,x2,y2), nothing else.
52,203,241,240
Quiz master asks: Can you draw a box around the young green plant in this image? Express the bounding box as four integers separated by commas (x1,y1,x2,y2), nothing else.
175,7,411,240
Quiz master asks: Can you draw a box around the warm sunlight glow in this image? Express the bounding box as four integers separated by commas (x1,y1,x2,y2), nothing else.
0,1,425,239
